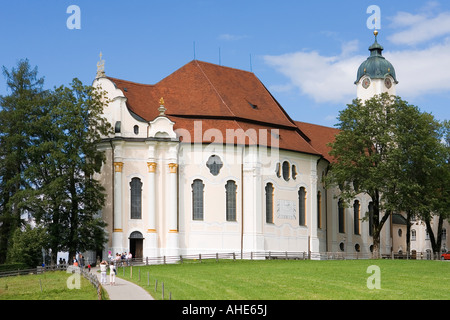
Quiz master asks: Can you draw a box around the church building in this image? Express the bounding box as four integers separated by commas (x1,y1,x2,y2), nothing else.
93,32,397,259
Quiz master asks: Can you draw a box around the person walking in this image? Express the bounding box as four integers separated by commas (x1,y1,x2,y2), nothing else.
109,262,116,286
100,260,108,285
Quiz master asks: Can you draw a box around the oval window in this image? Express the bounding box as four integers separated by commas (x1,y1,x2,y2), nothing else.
206,155,223,176
282,161,290,181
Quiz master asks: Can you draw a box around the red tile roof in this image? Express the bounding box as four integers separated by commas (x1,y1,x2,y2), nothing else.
295,121,340,162
106,60,339,160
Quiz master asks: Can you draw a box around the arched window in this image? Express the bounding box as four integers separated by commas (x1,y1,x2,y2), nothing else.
368,202,374,236
192,179,204,220
353,200,360,235
411,229,417,241
317,191,322,229
133,125,139,135
265,183,274,223
338,198,345,233
298,187,306,226
225,180,237,221
130,178,142,219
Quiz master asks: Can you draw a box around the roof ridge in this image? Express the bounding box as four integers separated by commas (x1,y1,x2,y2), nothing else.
295,120,340,131
194,59,255,75
107,76,155,87
193,60,241,121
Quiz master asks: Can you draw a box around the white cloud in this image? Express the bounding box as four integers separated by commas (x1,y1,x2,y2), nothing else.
264,42,364,104
264,6,450,106
386,40,450,97
387,11,450,46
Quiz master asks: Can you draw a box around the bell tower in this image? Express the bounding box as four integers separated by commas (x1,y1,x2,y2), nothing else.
355,30,398,101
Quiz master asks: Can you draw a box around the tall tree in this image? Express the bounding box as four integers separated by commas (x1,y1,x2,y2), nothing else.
391,102,446,254
0,59,47,263
326,93,445,258
23,78,112,263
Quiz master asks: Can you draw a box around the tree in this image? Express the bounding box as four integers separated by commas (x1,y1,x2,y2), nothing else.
7,225,48,268
419,120,450,255
326,93,445,258
0,59,47,264
390,101,446,254
22,78,112,263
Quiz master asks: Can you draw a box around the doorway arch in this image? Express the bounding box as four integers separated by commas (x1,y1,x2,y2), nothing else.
129,231,144,259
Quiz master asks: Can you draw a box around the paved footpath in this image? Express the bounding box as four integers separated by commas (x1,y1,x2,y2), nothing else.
92,267,154,300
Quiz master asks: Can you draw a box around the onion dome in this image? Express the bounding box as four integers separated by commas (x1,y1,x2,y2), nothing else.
355,31,398,84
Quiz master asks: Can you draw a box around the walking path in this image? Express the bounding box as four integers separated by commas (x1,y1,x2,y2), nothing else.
91,267,154,300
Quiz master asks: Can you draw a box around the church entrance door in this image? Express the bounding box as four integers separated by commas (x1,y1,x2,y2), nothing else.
129,231,144,259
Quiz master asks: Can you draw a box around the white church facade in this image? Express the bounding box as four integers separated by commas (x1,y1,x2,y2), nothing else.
93,33,402,260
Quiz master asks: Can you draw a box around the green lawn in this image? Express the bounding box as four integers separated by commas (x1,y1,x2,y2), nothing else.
0,271,102,300
119,259,450,300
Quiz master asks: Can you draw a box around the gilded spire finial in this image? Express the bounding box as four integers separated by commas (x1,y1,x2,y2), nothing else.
96,51,105,78
158,97,166,116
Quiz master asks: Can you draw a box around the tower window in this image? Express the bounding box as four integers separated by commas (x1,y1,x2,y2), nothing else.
134,125,139,135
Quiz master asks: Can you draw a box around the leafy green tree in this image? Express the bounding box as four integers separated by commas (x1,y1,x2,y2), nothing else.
390,101,447,254
7,225,48,268
0,59,47,263
23,78,112,263
1,59,112,265
326,93,446,258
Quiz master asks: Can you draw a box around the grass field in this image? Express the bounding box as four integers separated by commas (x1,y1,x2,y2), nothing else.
119,259,450,300
0,271,102,300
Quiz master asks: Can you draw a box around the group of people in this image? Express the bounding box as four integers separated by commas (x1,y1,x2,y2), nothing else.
108,251,133,265
99,260,117,286
98,252,134,286
57,254,92,272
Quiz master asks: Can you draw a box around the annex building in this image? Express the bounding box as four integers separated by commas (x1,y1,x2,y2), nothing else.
92,33,447,260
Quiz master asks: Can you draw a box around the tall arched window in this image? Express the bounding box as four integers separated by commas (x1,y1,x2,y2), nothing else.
298,187,306,226
317,191,322,229
353,200,360,235
225,180,237,221
338,198,345,233
368,202,374,236
192,179,204,220
130,178,142,219
265,183,274,223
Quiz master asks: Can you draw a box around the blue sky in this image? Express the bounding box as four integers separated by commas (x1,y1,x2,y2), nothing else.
0,0,449,126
